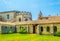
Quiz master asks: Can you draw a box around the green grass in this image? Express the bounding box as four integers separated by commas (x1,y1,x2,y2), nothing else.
0,33,60,41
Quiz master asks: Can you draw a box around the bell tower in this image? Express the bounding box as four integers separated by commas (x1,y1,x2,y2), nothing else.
38,11,42,20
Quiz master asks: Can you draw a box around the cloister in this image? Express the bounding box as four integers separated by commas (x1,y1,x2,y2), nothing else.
0,21,58,35
16,24,57,35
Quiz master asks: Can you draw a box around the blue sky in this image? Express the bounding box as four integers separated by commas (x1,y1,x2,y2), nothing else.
0,0,60,20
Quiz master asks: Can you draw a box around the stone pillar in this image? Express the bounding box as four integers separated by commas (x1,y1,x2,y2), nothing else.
36,25,40,34
29,25,33,34
42,26,46,34
50,24,54,35
16,26,20,33
0,25,1,33
26,25,29,33
39,27,41,34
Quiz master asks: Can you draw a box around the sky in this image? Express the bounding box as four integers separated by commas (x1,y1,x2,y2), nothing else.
0,0,60,20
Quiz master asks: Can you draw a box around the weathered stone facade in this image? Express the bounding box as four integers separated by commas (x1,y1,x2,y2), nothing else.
0,11,60,35
0,11,32,22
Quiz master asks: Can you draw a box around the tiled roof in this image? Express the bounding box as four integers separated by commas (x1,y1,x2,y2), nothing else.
0,10,20,13
15,16,60,25
0,21,15,25
0,16,60,25
15,20,60,25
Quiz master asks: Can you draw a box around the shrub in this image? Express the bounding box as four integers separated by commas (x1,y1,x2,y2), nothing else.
39,32,42,35
19,27,27,34
8,30,13,34
54,31,60,36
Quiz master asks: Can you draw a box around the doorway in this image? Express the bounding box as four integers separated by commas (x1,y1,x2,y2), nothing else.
53,26,57,33
41,26,43,32
33,25,36,33
47,26,50,32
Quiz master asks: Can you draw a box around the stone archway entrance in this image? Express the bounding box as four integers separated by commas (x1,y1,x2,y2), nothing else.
33,24,38,34
40,26,43,34
33,25,36,33
53,26,57,33
47,26,50,32
41,26,43,32
15,26,17,33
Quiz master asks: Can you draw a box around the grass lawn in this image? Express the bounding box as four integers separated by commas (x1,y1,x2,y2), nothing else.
0,33,60,41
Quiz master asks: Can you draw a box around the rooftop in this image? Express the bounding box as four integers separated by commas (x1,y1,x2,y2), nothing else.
0,15,60,25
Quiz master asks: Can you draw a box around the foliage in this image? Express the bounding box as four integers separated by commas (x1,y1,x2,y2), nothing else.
54,31,60,36
39,32,42,35
7,30,13,34
19,27,27,34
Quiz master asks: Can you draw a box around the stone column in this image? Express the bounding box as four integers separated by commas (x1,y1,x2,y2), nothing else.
29,25,33,34
16,26,20,33
50,24,54,35
26,25,29,33
36,25,40,34
42,26,46,34
39,27,41,34
0,25,1,33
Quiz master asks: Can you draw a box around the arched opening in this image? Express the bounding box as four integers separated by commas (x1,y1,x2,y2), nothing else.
53,26,57,32
41,26,43,32
1,25,8,33
33,25,36,33
47,26,50,32
14,26,17,33
19,18,21,22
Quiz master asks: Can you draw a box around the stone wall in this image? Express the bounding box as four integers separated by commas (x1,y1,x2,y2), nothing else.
0,12,16,22
1,25,16,33
0,23,60,35
16,13,32,22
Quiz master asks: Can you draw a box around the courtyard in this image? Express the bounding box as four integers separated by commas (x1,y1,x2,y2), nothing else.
0,33,60,41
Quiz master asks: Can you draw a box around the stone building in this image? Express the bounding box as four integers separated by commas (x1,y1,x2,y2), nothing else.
0,11,32,22
0,11,32,33
0,11,60,35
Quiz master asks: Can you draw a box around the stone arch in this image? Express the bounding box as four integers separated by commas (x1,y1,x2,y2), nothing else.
53,26,57,32
40,26,43,32
19,18,21,22
46,26,50,32
33,25,36,33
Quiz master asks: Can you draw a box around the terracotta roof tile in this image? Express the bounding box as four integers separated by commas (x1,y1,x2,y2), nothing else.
0,16,60,25
15,16,60,25
0,21,15,25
